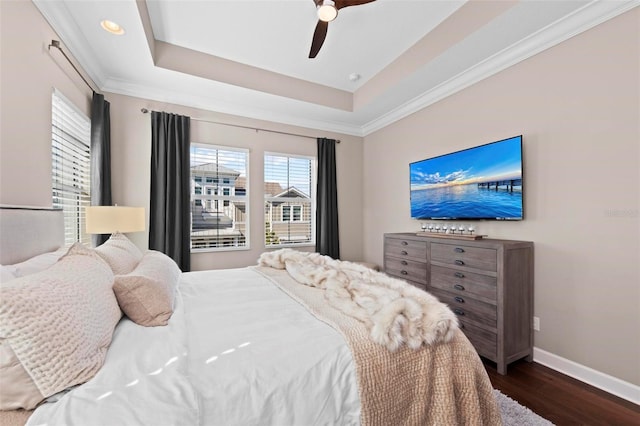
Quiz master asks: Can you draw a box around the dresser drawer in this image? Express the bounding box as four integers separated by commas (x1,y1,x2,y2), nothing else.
429,288,497,329
430,243,497,272
459,319,497,359
385,257,427,285
384,233,533,375
430,265,497,302
385,238,427,261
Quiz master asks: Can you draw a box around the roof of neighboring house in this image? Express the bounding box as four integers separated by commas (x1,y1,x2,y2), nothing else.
274,186,309,199
264,182,284,197
191,163,240,177
191,203,233,229
235,176,247,191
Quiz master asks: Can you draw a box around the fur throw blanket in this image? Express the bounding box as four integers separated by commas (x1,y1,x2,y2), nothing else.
258,249,458,351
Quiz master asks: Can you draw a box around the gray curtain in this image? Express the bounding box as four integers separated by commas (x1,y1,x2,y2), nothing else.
90,92,112,247
149,111,191,271
316,138,340,259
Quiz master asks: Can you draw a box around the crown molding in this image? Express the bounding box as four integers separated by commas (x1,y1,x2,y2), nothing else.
32,0,107,90
33,0,638,138
361,0,639,136
101,77,365,137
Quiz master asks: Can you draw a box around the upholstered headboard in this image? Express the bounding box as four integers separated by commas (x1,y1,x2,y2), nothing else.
0,207,65,264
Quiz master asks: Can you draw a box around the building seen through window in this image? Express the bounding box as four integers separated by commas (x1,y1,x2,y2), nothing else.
190,145,249,250
264,153,315,246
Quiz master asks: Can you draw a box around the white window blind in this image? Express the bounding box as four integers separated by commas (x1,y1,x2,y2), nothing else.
264,153,315,246
190,144,249,251
51,90,91,246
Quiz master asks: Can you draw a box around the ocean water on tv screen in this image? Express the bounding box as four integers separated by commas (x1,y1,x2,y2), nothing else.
411,183,522,219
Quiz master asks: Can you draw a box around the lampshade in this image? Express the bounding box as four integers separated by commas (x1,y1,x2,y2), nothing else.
317,0,337,22
85,206,145,234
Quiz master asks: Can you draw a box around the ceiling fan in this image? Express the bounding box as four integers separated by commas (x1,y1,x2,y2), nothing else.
309,0,376,58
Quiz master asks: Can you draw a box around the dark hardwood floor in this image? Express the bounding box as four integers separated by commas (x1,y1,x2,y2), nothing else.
483,359,640,426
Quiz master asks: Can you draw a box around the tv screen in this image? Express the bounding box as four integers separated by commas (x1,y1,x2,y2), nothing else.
410,135,523,220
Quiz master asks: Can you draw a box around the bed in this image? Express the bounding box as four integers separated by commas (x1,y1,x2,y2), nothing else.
0,207,502,426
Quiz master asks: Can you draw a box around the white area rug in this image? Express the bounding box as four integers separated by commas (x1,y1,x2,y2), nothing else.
495,389,555,426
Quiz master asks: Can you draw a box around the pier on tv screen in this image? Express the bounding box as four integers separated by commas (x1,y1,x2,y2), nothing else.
409,135,523,220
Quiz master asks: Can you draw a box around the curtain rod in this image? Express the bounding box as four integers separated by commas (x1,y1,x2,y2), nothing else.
48,40,96,93
140,108,340,143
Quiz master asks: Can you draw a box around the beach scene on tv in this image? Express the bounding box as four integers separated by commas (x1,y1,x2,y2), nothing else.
410,137,523,220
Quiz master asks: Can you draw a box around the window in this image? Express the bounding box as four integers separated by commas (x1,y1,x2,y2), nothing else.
264,153,315,246
51,90,91,246
190,144,249,251
282,205,303,222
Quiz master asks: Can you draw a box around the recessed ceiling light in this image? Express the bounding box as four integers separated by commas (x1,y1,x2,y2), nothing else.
100,20,125,35
348,73,361,82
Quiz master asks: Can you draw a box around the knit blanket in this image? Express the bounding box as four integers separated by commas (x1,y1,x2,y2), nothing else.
255,250,502,425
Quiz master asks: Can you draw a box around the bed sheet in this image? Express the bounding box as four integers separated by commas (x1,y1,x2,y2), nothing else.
27,267,360,426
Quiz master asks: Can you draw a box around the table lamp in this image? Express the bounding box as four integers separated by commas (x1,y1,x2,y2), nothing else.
85,206,145,234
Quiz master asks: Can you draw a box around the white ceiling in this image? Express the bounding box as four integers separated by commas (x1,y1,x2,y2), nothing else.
147,0,466,92
33,0,637,136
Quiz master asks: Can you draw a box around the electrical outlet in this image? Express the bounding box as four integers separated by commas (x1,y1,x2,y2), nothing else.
533,316,540,331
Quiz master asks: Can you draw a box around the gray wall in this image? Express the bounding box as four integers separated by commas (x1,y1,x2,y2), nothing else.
362,9,640,386
106,93,364,269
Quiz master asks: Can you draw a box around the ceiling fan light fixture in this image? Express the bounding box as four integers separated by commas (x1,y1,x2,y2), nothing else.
317,1,338,22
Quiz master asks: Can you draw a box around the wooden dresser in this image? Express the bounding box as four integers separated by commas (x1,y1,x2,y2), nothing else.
383,232,534,374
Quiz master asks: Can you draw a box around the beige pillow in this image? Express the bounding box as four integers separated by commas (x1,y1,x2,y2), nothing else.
0,243,121,410
113,250,181,327
95,232,143,275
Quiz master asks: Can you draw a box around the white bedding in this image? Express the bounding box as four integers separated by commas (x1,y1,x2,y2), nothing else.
27,267,360,426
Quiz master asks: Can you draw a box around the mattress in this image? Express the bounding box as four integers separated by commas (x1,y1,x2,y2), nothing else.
27,267,360,425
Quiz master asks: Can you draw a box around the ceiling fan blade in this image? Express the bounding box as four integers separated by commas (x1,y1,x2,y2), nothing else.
335,0,376,10
309,20,329,58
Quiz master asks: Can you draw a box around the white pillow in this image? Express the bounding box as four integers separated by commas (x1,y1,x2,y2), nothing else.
95,232,143,275
10,247,67,278
0,265,17,283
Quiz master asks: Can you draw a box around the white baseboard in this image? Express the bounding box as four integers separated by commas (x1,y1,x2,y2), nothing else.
533,347,640,405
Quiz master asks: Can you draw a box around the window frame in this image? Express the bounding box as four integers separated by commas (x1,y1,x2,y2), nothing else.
264,151,316,248
51,88,91,247
190,143,250,253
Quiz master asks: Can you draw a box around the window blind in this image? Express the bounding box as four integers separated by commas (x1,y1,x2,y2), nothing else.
51,90,91,246
190,144,249,251
264,153,315,246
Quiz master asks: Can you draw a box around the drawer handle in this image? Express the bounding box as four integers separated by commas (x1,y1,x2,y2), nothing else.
401,270,408,275
401,250,408,256
455,260,465,266
454,284,465,291
453,308,465,316
401,241,408,246
454,247,465,253
454,272,465,278
401,260,408,266
454,296,465,303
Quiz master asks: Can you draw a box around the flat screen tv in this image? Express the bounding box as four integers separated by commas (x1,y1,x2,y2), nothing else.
410,135,523,220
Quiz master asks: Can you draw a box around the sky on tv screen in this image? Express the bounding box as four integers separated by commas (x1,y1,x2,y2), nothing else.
410,136,522,191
